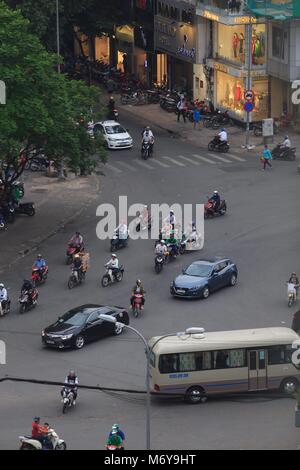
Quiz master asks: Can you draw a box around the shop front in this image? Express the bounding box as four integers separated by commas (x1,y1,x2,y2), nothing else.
210,62,269,121
154,0,196,93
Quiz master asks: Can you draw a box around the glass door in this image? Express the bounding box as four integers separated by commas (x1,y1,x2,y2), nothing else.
248,349,268,391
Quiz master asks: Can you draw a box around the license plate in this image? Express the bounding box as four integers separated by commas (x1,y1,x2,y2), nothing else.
46,340,55,344
176,289,185,294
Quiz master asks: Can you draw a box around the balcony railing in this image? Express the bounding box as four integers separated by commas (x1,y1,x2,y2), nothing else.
198,0,247,15
247,0,300,18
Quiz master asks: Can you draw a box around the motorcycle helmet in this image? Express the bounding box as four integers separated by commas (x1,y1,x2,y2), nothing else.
221,128,225,132
68,370,76,378
37,254,42,258
214,190,219,194
136,279,141,286
74,254,80,258
161,240,166,244
34,417,40,422
112,424,119,430
111,253,117,258
0,283,4,288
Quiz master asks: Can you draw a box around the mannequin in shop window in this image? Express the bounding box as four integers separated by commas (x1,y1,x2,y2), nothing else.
122,54,128,75
225,82,230,104
235,81,242,103
239,33,245,62
229,85,234,107
232,33,239,59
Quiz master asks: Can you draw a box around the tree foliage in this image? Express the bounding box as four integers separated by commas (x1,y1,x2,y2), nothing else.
0,1,105,198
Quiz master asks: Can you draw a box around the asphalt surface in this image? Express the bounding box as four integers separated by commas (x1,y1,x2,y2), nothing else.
0,112,300,450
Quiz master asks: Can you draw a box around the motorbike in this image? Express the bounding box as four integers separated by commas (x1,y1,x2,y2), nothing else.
110,230,128,252
107,108,119,120
101,265,124,287
31,266,49,286
14,202,35,217
26,156,49,172
208,136,230,153
141,141,152,160
61,387,76,414
131,293,144,318
204,199,227,219
287,283,297,308
211,110,234,129
252,121,279,137
19,288,38,314
0,298,11,317
154,253,168,274
66,244,83,264
19,428,66,450
272,145,296,161
68,268,85,289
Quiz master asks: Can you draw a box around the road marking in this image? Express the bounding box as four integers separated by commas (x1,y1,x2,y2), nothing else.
134,160,154,170
226,153,247,162
163,156,185,167
151,159,170,168
117,161,137,172
192,154,216,164
209,154,232,163
177,155,200,165
105,163,123,174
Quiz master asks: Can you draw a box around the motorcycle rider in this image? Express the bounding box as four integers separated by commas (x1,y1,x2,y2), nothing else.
72,253,84,282
106,428,123,449
115,221,128,242
108,424,125,449
68,231,84,253
105,254,119,282
141,126,154,155
164,210,176,230
0,283,8,316
20,279,37,304
288,273,300,300
217,128,228,147
155,239,168,258
31,417,50,448
32,254,47,280
166,231,179,258
278,135,292,158
140,205,149,230
209,190,221,212
130,279,146,309
61,370,79,405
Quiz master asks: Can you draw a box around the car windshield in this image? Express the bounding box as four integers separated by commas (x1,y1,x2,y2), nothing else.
56,308,95,326
105,125,126,135
184,264,213,277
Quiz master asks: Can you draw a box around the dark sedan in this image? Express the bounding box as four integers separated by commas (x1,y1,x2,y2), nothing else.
42,304,129,350
171,258,238,299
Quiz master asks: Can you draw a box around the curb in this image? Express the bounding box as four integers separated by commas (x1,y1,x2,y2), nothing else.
0,175,100,275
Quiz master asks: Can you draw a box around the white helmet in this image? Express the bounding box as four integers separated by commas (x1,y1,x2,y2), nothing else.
111,253,117,258
214,190,219,194
0,283,4,289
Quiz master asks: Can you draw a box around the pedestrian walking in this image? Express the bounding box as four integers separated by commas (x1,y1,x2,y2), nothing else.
261,144,273,170
177,98,187,123
193,107,201,129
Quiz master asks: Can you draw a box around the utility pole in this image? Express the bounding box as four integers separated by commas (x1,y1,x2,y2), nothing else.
56,0,61,74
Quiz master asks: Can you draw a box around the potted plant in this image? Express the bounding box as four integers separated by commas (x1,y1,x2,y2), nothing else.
294,389,300,427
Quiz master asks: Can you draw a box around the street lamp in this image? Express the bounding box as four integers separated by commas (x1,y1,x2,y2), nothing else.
99,313,204,450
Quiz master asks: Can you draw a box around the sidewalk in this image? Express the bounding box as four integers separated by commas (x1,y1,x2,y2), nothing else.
0,171,100,274
121,102,300,156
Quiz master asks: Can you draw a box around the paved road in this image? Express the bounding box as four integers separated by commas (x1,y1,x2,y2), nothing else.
0,113,299,450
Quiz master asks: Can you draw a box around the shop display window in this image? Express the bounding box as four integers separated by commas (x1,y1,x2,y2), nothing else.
216,23,266,67
216,71,268,121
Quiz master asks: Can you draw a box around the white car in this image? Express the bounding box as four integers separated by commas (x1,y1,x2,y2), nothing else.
92,120,133,149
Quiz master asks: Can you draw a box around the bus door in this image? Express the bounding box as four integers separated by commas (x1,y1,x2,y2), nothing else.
248,349,267,391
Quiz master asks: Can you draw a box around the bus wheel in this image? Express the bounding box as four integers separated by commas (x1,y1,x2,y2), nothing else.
280,377,299,394
185,386,207,404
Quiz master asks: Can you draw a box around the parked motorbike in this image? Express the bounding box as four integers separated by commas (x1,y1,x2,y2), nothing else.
131,293,143,318
252,121,279,136
31,266,48,286
110,230,128,252
26,156,49,172
208,136,230,153
101,265,124,287
19,428,66,450
19,288,38,314
204,199,227,218
68,268,85,289
211,110,234,129
61,387,76,414
0,298,11,317
272,145,296,161
287,283,297,308
141,141,152,160
14,202,35,217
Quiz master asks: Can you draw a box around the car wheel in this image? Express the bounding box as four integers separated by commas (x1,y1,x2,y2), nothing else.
185,386,207,404
74,335,85,350
114,323,123,336
202,286,210,299
280,377,299,394
229,273,237,287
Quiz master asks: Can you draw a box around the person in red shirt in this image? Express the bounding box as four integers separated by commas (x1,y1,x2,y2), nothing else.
31,417,42,439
